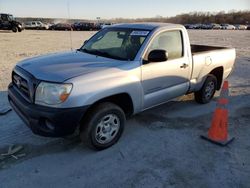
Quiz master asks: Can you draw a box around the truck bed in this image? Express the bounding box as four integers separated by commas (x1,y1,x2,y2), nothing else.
191,44,230,54
189,44,236,92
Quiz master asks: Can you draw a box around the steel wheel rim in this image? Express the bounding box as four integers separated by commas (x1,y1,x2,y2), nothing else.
205,81,215,99
95,114,120,144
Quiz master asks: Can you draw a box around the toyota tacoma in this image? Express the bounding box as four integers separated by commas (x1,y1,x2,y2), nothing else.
8,23,236,150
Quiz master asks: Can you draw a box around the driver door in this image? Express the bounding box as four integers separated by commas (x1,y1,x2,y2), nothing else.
141,30,191,109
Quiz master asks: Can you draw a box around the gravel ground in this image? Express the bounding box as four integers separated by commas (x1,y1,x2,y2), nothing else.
0,29,250,188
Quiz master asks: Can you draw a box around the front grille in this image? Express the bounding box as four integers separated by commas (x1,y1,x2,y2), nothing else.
12,73,30,99
11,66,39,103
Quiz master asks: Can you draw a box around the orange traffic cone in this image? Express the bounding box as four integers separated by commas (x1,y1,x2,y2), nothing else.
201,81,234,146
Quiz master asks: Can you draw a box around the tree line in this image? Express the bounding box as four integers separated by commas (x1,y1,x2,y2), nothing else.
17,11,250,25
111,11,250,24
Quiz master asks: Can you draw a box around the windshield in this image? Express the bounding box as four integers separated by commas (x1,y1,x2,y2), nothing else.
80,28,150,61
8,15,14,20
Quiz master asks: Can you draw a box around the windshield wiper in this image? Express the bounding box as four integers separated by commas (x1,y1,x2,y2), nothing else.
78,48,94,55
95,50,126,61
79,48,127,61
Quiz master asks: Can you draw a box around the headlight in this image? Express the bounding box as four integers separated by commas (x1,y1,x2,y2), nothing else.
35,82,72,106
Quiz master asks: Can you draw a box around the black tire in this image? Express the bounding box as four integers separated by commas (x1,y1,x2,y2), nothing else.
12,26,18,33
195,74,217,104
80,102,125,150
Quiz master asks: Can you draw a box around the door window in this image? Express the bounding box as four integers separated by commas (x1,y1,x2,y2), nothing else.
148,30,183,60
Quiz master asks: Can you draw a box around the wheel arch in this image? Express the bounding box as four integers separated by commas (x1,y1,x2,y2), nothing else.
82,93,134,120
209,66,224,90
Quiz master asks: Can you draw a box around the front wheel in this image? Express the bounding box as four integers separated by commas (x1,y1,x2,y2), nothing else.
195,75,217,104
80,102,125,150
12,26,18,32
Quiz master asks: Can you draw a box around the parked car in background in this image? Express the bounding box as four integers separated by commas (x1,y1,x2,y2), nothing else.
221,24,236,30
201,24,213,30
195,24,203,29
187,24,197,29
72,22,80,30
211,24,222,29
234,24,247,30
24,21,49,30
247,25,250,30
72,22,97,31
100,23,113,29
94,23,102,30
0,13,23,32
49,23,72,31
183,24,191,29
47,23,54,28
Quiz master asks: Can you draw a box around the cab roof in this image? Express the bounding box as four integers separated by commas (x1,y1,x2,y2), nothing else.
111,22,183,30
0,13,12,15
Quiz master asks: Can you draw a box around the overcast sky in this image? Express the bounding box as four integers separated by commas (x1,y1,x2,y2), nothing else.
0,0,249,19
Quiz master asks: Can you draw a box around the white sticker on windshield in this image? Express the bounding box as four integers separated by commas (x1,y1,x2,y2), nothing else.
130,31,149,36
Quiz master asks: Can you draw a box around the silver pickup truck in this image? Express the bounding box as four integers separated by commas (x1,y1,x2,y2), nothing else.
8,23,236,150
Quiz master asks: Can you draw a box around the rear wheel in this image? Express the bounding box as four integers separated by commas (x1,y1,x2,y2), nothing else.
80,102,125,150
195,74,217,104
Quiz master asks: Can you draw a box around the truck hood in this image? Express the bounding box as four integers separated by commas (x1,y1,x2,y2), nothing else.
17,51,124,82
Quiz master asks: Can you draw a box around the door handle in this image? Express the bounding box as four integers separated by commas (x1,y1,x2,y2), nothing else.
180,63,189,69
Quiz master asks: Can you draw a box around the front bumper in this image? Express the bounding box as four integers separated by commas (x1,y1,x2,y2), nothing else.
8,84,88,137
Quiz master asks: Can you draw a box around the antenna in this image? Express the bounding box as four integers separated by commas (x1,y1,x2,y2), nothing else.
67,0,73,51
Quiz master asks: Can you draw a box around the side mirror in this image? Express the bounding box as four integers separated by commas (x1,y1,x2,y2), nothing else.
147,50,168,62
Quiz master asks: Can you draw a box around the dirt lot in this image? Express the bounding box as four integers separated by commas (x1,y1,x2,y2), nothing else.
0,30,250,188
